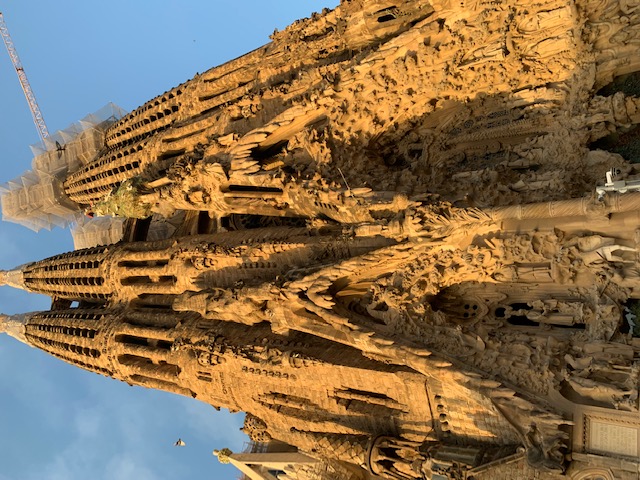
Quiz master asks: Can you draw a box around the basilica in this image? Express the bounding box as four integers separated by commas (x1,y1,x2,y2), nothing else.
2,1,640,479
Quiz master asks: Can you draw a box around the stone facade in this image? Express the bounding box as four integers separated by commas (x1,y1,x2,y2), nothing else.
2,1,640,479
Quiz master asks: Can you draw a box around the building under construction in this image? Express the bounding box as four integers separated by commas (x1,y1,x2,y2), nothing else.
1,1,640,479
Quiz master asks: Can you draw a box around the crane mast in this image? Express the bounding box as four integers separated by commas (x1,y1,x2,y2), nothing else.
0,11,49,142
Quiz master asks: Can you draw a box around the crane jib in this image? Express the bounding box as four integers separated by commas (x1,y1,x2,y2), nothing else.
0,12,49,142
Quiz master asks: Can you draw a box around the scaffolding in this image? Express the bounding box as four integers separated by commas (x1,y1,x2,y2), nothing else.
70,215,125,250
70,214,182,251
0,103,126,231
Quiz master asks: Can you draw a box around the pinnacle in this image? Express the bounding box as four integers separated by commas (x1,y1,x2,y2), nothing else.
0,313,31,345
0,267,28,291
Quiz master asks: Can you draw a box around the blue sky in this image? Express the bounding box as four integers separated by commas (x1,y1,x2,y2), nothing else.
0,2,338,479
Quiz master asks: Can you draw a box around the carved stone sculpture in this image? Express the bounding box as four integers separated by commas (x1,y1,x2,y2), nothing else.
2,1,640,479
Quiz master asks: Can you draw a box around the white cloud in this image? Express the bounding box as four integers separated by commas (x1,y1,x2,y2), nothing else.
104,455,159,480
182,398,246,449
73,406,103,438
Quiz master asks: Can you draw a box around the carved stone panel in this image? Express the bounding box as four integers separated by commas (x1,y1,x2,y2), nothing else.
574,406,640,459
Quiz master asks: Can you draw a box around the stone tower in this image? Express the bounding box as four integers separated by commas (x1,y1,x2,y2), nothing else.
2,0,640,479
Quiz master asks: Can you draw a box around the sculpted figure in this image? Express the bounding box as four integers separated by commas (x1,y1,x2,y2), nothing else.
3,0,640,478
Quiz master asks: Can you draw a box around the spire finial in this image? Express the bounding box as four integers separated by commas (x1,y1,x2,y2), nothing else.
212,448,233,464
0,265,28,291
0,312,33,345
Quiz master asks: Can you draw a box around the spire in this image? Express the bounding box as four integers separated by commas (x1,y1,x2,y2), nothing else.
0,312,33,345
0,265,28,291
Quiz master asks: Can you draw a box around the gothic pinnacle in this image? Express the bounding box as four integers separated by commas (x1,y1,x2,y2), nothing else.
0,312,32,345
0,266,28,291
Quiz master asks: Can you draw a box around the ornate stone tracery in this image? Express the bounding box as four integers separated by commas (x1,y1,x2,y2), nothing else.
3,0,640,479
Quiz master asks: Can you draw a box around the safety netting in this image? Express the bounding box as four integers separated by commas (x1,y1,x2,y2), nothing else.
71,215,125,250
1,103,127,231
70,213,181,250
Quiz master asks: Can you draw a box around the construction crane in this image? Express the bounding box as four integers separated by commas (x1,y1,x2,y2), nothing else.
0,11,49,142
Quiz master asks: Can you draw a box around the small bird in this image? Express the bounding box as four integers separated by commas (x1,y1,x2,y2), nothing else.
174,438,186,447
55,141,66,159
